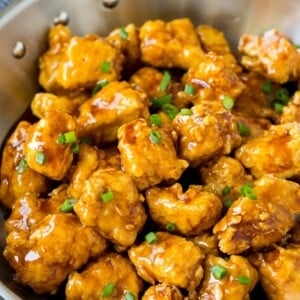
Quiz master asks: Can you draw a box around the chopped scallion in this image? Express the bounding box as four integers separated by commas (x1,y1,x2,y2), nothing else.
149,130,161,145
162,103,179,120
223,199,233,209
102,283,116,297
60,198,75,213
166,222,176,232
36,151,46,165
151,94,172,107
101,191,114,203
210,265,227,280
275,87,289,105
100,61,111,73
92,79,109,96
236,122,251,137
79,136,93,145
125,291,136,300
237,275,251,285
149,114,162,126
57,133,66,144
180,108,192,116
119,27,129,40
145,232,158,244
184,84,196,95
64,131,76,144
159,71,171,92
274,102,284,113
16,158,28,174
222,95,234,110
71,143,80,154
240,183,257,200
262,80,273,94
222,186,231,197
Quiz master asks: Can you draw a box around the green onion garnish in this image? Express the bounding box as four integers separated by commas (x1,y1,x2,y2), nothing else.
240,183,257,200
184,84,196,95
58,131,77,144
223,199,233,209
274,102,284,113
162,103,179,120
36,151,46,165
100,61,111,73
211,265,227,280
222,95,234,110
60,198,75,213
101,191,114,203
222,186,231,197
125,291,136,300
102,283,116,297
275,88,289,105
149,114,162,126
79,136,93,145
16,158,28,174
151,94,172,107
145,232,158,244
149,130,161,145
58,133,66,144
236,122,251,136
180,108,192,115
92,79,109,96
119,27,129,40
159,71,171,92
71,143,80,154
166,222,176,232
262,80,273,94
237,275,251,285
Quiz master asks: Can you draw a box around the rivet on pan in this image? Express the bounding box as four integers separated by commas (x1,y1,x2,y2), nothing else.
12,41,26,59
53,11,69,25
102,0,119,9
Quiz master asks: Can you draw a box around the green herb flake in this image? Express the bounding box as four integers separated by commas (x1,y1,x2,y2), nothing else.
222,95,234,110
149,130,161,145
236,122,251,137
184,84,196,95
159,71,171,92
149,114,162,126
240,183,257,200
60,198,75,213
100,61,111,73
162,103,179,120
119,27,129,40
101,191,114,203
16,158,28,174
145,232,158,244
35,151,46,165
92,79,109,96
102,283,116,297
237,275,251,285
211,265,227,280
262,80,273,95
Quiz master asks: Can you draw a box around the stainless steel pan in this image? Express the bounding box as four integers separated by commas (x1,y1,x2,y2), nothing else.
1,0,300,298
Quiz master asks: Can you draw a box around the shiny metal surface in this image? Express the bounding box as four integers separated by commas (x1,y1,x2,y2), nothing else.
0,0,300,298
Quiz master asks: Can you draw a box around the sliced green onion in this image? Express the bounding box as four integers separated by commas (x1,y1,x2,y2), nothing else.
145,232,158,244
36,151,46,165
102,283,116,297
237,275,251,285
240,183,257,200
223,199,233,209
119,27,129,40
166,222,176,232
101,191,114,203
16,158,28,174
100,61,111,73
274,102,284,113
162,103,179,120
151,94,172,107
222,186,231,197
149,130,161,145
262,80,273,94
180,108,192,116
58,131,77,144
236,122,251,137
58,133,66,144
149,114,162,126
159,71,171,92
92,79,109,96
79,136,93,145
60,198,75,213
222,95,234,110
184,84,196,95
275,87,289,105
71,143,80,154
210,265,227,280
125,291,136,300
294,44,300,49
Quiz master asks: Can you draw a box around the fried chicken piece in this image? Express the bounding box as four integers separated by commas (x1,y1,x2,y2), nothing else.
235,122,300,179
196,24,242,73
233,72,280,122
200,156,253,204
31,92,88,119
142,284,183,300
189,232,219,256
77,81,150,144
280,91,300,123
4,213,107,294
213,175,300,254
106,23,140,67
250,244,300,300
146,183,222,236
238,29,299,84
117,118,188,190
0,121,49,208
66,253,143,300
182,53,245,104
173,102,242,167
39,25,123,92
198,255,258,300
74,168,146,247
23,111,77,180
128,232,204,291
139,18,204,69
